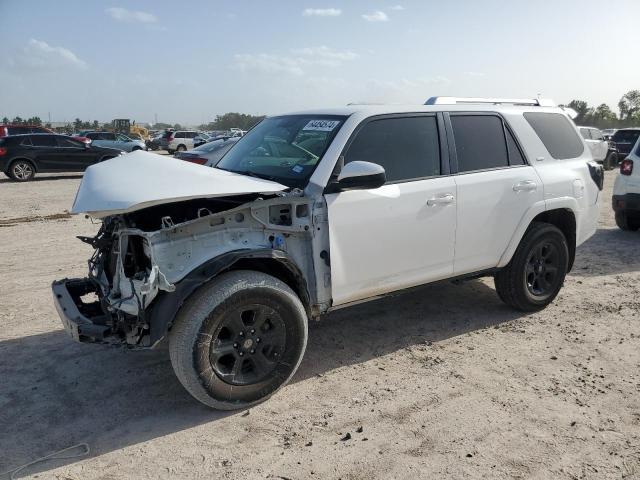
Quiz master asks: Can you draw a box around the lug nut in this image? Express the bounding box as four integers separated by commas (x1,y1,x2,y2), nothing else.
256,338,261,343
250,329,255,334
233,343,238,348
239,331,244,337
239,352,244,356
250,349,255,354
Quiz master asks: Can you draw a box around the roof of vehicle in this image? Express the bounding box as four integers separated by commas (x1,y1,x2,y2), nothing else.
0,124,52,128
279,103,572,118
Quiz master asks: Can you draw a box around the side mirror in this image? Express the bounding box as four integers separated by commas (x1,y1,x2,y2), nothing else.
332,161,386,192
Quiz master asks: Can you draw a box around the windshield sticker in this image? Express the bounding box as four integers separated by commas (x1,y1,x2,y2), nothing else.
291,165,304,174
303,120,340,132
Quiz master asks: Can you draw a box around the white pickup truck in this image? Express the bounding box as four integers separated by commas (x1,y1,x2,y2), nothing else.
578,126,617,170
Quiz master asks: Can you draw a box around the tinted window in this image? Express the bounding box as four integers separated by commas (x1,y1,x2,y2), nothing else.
451,115,509,172
524,112,584,159
345,116,440,182
101,132,116,140
31,135,57,147
56,136,83,148
86,132,99,139
612,130,640,144
8,126,30,135
505,127,526,165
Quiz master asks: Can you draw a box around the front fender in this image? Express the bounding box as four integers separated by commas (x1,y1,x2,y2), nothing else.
145,248,308,347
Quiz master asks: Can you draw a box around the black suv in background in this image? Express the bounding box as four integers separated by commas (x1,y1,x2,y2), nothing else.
0,134,124,181
612,129,640,163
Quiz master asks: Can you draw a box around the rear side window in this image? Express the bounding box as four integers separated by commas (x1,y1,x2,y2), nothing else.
56,136,82,148
345,116,441,182
505,128,526,165
86,132,99,140
31,135,57,147
524,112,584,159
451,115,509,172
21,137,33,146
579,128,590,140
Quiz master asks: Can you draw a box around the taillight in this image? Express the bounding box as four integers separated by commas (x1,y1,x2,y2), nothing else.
0,127,6,137
0,147,6,156
620,159,634,176
186,157,208,165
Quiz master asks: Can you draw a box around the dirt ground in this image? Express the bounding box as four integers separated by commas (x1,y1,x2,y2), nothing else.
1,167,639,480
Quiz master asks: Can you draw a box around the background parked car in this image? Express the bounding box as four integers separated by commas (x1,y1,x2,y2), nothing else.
611,129,640,164
602,128,618,141
193,132,212,148
173,136,240,165
0,124,53,137
612,135,640,231
164,130,200,154
0,134,123,181
147,131,165,151
578,126,618,170
85,131,147,152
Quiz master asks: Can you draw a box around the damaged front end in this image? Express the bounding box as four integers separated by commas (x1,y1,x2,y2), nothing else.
52,191,329,348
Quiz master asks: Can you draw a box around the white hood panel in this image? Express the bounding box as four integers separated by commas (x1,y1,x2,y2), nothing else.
72,151,288,218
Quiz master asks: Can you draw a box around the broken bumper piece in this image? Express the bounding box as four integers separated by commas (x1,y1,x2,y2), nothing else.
52,278,111,343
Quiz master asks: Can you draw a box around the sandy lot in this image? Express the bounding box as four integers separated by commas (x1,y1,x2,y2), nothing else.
0,168,639,479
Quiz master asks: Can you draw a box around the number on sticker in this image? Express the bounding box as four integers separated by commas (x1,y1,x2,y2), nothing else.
303,120,340,132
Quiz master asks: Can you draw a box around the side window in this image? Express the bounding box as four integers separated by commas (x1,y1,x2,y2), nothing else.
86,132,98,140
450,115,509,172
579,128,591,140
591,129,604,141
505,127,526,165
176,132,185,138
344,116,441,183
31,135,57,147
56,136,82,148
21,136,33,146
8,126,29,135
103,133,116,141
523,112,584,159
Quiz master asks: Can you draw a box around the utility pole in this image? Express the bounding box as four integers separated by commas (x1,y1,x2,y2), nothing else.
154,113,158,126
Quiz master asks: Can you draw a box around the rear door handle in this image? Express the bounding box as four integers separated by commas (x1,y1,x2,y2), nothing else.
513,180,537,192
426,193,455,206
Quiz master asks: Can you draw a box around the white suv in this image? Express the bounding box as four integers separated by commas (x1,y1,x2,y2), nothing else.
612,134,640,231
166,130,200,154
53,97,602,409
578,126,617,169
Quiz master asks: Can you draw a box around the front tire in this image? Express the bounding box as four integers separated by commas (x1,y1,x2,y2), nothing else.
495,222,569,312
616,211,640,231
8,160,35,181
169,270,308,409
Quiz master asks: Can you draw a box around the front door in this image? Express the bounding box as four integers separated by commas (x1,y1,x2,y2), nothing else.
53,136,95,170
326,115,457,306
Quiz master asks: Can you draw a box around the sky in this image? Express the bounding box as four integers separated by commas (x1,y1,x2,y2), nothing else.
1,0,639,126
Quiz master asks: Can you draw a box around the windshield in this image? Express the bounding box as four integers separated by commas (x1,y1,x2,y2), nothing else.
216,115,346,188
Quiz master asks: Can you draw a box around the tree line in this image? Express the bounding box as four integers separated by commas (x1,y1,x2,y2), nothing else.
4,93,639,133
565,90,640,128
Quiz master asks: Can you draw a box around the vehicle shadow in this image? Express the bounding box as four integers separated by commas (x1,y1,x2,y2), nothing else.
0,279,519,476
571,227,640,277
0,174,83,184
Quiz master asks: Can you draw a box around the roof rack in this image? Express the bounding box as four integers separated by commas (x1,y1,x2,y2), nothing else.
425,96,556,107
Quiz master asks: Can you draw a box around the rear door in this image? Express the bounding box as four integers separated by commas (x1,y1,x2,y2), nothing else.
326,114,457,305
447,113,543,275
30,135,61,171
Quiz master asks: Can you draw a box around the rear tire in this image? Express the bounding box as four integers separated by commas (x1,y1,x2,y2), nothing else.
604,152,617,171
495,222,569,312
169,270,308,409
615,211,640,231
8,159,35,181
176,144,187,152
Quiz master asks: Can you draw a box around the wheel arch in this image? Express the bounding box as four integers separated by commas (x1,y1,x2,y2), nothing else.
146,249,310,347
498,202,577,272
8,157,38,173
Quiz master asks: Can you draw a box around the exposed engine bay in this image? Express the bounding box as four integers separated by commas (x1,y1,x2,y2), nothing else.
67,192,330,347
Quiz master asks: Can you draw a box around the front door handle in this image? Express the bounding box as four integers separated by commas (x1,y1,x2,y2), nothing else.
513,180,537,192
426,193,455,206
